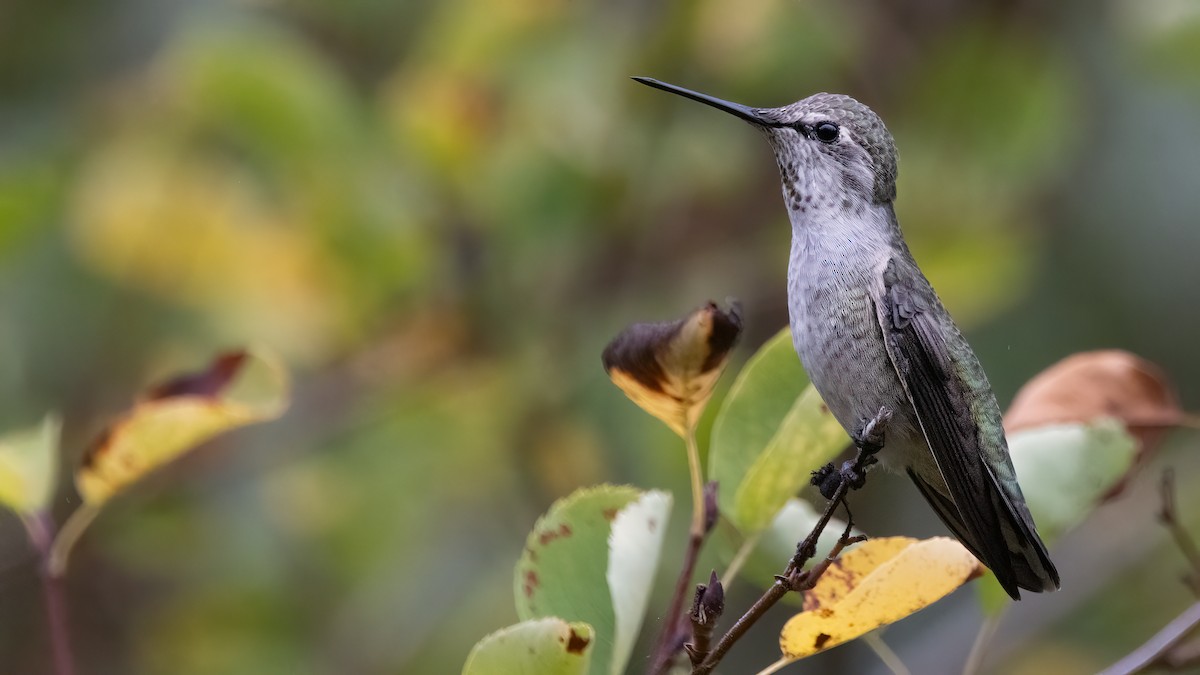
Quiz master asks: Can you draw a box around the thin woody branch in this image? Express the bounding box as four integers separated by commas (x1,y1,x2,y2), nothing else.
685,571,725,668
1097,601,1200,675
692,408,889,675
1159,469,1200,596
1098,467,1200,675
647,481,719,675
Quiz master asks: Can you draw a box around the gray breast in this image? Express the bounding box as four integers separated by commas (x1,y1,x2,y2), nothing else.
786,238,925,473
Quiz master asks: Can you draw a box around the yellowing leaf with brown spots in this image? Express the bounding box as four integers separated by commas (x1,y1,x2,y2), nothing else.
77,348,289,505
463,618,594,675
779,537,980,661
514,485,670,675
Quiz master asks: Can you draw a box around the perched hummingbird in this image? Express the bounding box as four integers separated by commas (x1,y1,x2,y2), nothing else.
634,77,1059,599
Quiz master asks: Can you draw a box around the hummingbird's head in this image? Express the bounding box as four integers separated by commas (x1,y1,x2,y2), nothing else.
634,78,898,206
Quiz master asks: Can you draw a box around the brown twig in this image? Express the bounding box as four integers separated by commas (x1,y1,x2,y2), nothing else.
647,481,719,674
1158,468,1200,596
685,570,725,668
691,408,889,675
23,511,77,675
1097,601,1200,675
1162,636,1200,670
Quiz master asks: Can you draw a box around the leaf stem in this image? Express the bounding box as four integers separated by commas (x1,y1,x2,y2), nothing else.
721,530,762,589
1158,468,1200,595
862,631,910,675
47,503,101,579
685,429,706,539
23,511,77,675
753,657,791,675
647,427,714,675
962,613,1002,675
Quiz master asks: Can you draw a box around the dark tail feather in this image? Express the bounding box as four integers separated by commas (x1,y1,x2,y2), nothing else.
908,469,1059,599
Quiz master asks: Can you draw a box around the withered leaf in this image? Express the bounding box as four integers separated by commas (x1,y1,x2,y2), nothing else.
1005,350,1182,455
602,301,742,436
77,348,289,505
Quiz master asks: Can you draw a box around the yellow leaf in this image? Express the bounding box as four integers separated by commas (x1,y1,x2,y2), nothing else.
69,147,339,362
76,348,289,506
779,537,980,661
0,416,61,514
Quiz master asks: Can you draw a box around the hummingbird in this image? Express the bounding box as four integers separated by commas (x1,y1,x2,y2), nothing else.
634,77,1059,599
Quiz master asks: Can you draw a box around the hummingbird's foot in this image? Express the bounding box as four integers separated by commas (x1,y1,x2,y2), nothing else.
811,463,840,500
853,406,893,457
838,457,873,491
811,407,893,499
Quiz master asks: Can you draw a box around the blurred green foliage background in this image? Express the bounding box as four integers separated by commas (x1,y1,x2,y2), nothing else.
2,0,1200,673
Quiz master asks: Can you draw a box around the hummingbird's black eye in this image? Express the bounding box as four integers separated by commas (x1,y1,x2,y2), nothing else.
814,121,839,143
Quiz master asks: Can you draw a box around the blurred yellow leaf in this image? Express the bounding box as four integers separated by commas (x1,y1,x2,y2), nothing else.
778,537,979,661
77,348,290,505
602,302,742,437
0,415,60,515
69,146,339,362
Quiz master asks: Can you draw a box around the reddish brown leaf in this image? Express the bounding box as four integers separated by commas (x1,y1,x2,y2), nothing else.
1004,350,1185,499
1006,350,1182,445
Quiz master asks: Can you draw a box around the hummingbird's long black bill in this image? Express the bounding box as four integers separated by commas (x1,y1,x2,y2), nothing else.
632,77,776,127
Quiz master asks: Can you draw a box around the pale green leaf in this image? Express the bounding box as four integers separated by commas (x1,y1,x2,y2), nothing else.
1010,419,1138,540
606,490,671,675
463,618,594,675
976,419,1138,613
710,329,806,497
0,415,60,514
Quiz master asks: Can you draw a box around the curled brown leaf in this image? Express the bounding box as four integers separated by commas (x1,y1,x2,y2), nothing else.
602,301,742,436
1006,349,1181,438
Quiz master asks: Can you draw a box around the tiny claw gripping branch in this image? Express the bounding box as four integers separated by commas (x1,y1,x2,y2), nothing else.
856,406,893,456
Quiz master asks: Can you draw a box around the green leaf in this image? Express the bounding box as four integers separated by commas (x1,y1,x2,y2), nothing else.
732,386,847,533
463,618,594,675
515,485,671,675
710,329,806,498
976,419,1138,613
0,415,60,514
709,328,848,533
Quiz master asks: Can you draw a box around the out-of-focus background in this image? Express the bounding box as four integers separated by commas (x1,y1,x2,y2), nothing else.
2,0,1199,673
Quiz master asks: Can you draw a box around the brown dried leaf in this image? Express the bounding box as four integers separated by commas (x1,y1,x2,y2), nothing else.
1004,350,1184,500
602,301,742,436
1005,350,1181,445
